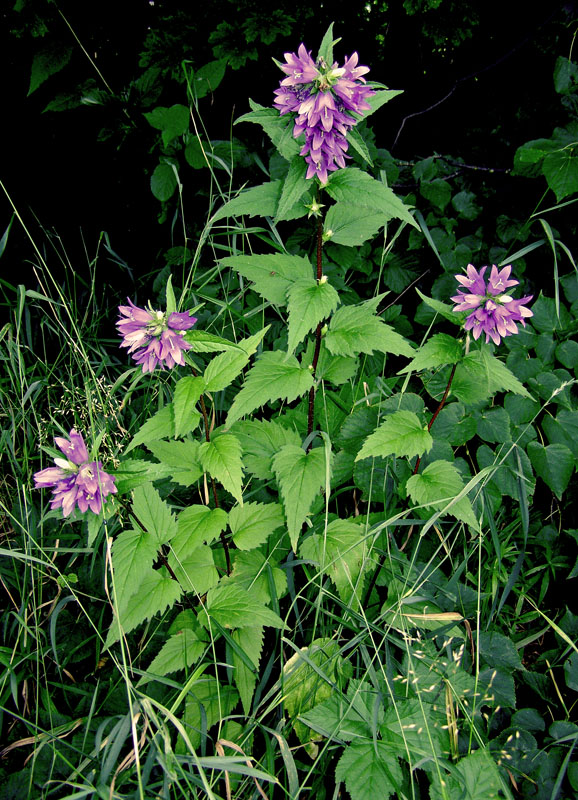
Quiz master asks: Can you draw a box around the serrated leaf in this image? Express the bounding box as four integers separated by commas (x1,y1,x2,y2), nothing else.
168,543,219,596
176,505,228,550
316,22,337,64
132,483,178,544
28,45,72,95
300,680,381,742
325,168,417,228
106,568,182,647
112,459,174,494
126,404,175,453
479,347,532,398
146,439,203,487
429,747,509,800
180,678,239,750
212,180,282,222
226,351,314,426
415,288,462,325
479,632,524,671
335,740,403,800
324,203,387,246
226,550,287,606
356,410,433,461
361,88,404,118
399,332,463,374
527,441,574,500
380,698,450,759
183,330,245,353
229,502,284,550
173,376,204,437
275,156,309,221
325,301,413,359
198,431,244,504
203,327,268,392
406,460,478,528
111,528,159,612
272,444,329,551
237,100,301,160
142,629,206,684
230,419,302,479
220,253,312,306
300,519,366,604
205,582,286,629
232,626,264,715
286,277,340,354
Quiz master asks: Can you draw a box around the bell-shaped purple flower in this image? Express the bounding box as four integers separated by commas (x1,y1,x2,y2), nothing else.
451,264,533,345
117,299,197,373
34,429,117,517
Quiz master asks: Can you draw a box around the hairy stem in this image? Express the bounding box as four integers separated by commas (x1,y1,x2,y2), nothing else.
306,216,324,445
412,361,458,475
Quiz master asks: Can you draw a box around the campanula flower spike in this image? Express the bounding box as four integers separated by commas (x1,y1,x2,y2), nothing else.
451,264,533,346
34,429,117,517
273,43,375,184
116,299,197,373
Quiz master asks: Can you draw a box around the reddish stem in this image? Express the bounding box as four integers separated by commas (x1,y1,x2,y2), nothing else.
412,362,458,475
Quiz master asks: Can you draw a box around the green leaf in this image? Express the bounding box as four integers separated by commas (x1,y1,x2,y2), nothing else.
226,351,315,426
132,484,178,544
28,45,72,95
429,748,508,800
236,100,300,161
230,419,302,479
113,459,173,494
316,22,337,64
198,431,244,504
564,652,578,692
150,162,177,201
300,519,367,604
527,441,575,500
300,680,381,742
324,203,388,246
361,88,404,119
543,146,578,202
476,407,512,443
335,740,403,800
229,502,284,550
479,632,524,671
406,460,478,528
111,528,159,612
286,277,340,354
203,327,267,393
275,156,309,222
432,403,477,446
451,349,531,404
205,582,286,629
146,440,203,487
176,505,228,550
225,550,287,606
347,125,373,165
168,543,219,596
380,698,450,759
420,178,452,210
220,253,312,306
192,58,227,99
142,629,206,683
143,104,189,147
180,678,239,750
356,410,433,461
106,568,182,647
183,330,246,353
415,288,462,325
272,445,329,551
126,404,175,453
173,376,204,438
399,332,463,373
324,168,417,228
325,299,414,359
542,409,578,458
232,626,263,715
212,180,282,222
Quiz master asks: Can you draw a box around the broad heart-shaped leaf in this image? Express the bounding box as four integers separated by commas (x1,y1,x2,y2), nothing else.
150,162,177,201
198,431,244,505
143,104,189,147
324,202,388,246
176,505,228,550
202,327,268,392
228,501,284,550
230,419,302,479
232,625,264,715
355,410,433,461
324,168,417,228
429,747,509,800
140,629,206,685
543,147,578,202
211,179,282,222
204,582,286,629
399,332,464,374
236,100,301,161
272,444,330,551
226,351,315,427
132,484,178,544
335,740,403,800
219,253,312,307
299,519,366,604
325,298,414,359
406,460,478,528
111,528,159,614
173,376,204,438
125,404,175,454
275,155,309,222
286,277,340,354
527,441,575,500
106,568,182,648
146,440,203,487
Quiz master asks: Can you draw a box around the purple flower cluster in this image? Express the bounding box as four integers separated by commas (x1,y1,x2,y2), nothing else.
273,44,375,183
451,264,533,345
34,429,117,517
117,299,197,373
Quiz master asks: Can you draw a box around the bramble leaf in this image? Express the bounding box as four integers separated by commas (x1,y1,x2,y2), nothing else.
356,410,433,461
286,277,340,354
406,460,478,528
335,740,403,800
